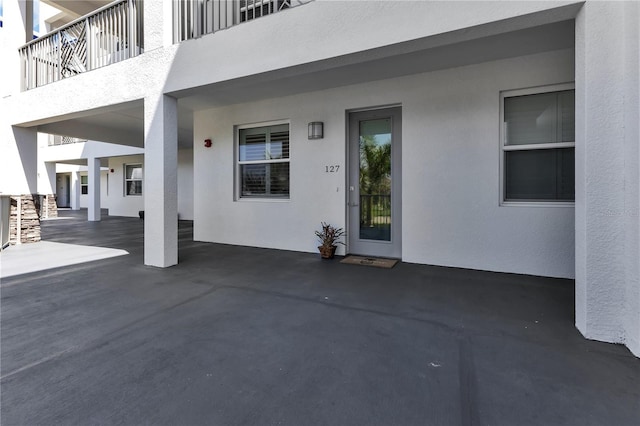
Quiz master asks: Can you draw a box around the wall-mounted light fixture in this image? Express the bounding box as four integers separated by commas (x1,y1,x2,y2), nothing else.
308,122,324,140
204,138,212,148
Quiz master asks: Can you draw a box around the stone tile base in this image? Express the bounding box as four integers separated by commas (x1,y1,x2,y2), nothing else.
38,194,58,219
9,195,42,244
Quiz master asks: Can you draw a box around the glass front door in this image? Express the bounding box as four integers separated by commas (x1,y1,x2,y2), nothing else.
348,107,402,258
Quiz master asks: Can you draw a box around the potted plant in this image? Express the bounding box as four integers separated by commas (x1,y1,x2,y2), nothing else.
315,222,345,259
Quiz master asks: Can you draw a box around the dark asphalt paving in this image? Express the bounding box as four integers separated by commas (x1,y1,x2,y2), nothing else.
1,210,638,425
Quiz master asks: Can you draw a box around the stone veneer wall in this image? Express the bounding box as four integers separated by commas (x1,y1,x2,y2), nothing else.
40,194,58,219
9,195,41,244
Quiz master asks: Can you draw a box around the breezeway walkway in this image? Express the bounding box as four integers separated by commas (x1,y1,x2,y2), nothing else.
1,210,638,425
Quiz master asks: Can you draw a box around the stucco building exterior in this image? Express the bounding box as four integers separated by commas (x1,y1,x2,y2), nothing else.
0,0,638,356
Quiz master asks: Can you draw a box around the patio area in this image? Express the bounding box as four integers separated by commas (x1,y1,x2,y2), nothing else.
1,210,638,425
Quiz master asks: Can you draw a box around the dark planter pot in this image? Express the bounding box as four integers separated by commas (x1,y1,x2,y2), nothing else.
318,245,337,259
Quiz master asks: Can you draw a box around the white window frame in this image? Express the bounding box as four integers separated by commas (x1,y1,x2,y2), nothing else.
80,175,88,195
124,163,143,196
499,83,575,207
235,120,291,202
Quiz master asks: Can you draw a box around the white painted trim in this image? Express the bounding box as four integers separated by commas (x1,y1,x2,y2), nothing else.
234,119,291,202
236,119,291,130
235,198,291,204
124,163,143,197
501,201,575,208
237,159,290,165
345,103,403,114
501,82,576,98
504,142,576,151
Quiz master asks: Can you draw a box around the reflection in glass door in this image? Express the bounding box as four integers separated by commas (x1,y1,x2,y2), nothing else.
348,107,402,258
359,118,392,241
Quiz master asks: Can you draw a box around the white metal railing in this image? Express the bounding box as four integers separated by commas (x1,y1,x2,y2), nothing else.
174,0,310,42
48,135,88,146
19,0,143,90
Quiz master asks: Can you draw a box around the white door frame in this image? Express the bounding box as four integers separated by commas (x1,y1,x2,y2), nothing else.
346,105,402,258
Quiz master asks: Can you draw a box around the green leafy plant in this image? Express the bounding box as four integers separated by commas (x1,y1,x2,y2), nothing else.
315,222,345,248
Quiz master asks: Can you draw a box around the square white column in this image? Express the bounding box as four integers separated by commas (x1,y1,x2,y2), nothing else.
1,127,38,195
87,158,101,221
144,94,178,268
575,1,640,356
70,171,80,210
42,162,56,195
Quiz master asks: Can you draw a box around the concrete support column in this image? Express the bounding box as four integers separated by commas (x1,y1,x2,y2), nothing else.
42,162,56,195
144,94,178,267
87,158,101,221
575,1,640,356
623,0,640,356
1,127,38,195
70,171,80,210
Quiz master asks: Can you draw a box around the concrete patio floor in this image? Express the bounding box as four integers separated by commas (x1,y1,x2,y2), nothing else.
1,210,638,425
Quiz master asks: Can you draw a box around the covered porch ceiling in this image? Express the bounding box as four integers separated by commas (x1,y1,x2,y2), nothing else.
33,100,195,149
28,19,574,150
171,20,575,110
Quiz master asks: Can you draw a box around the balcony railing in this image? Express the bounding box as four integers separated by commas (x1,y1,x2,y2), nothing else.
48,135,88,146
19,0,143,90
174,0,310,42
360,194,391,227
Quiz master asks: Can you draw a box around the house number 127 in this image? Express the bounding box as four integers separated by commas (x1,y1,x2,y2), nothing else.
325,165,340,173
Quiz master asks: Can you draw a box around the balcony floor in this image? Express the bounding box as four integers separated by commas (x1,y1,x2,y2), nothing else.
1,210,638,425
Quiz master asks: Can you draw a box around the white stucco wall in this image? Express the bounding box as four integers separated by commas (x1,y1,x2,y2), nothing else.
194,49,575,278
79,171,109,209
1,1,39,195
106,151,194,220
178,149,194,221
107,155,145,217
38,139,145,211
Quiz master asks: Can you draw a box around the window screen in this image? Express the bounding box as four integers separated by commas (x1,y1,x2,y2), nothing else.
503,89,575,202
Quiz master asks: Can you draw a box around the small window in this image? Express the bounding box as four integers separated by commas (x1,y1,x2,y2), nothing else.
125,164,143,196
238,123,289,199
501,87,575,202
81,175,88,195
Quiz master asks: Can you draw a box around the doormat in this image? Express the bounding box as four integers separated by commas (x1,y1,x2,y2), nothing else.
340,256,398,269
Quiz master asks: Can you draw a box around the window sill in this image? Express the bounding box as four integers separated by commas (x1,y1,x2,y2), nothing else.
500,201,575,208
236,197,290,203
